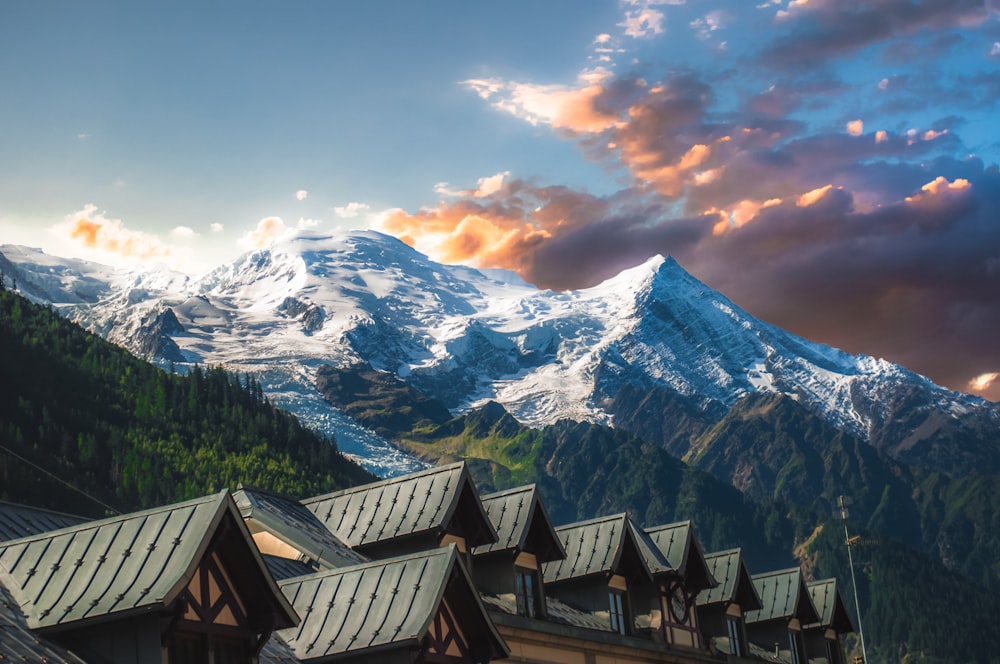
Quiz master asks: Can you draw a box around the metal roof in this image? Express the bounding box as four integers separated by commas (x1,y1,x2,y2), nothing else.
644,520,717,593
273,544,508,662
0,502,90,543
0,491,298,633
0,584,86,663
235,488,369,569
302,462,497,550
628,521,674,576
745,568,820,626
264,554,319,582
697,548,762,610
806,578,855,634
475,484,565,563
543,513,654,585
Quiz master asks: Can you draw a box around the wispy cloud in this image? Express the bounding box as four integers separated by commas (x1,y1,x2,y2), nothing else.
52,205,174,262
333,202,371,218
295,190,309,201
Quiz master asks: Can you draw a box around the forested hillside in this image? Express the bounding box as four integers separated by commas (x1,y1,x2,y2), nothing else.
0,286,372,517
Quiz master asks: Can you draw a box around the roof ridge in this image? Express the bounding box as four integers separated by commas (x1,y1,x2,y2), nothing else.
0,491,229,546
278,543,457,582
301,462,466,504
479,484,536,500
553,512,628,531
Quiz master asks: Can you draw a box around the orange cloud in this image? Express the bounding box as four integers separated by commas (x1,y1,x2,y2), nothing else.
376,203,549,272
905,176,972,204
875,130,888,143
464,78,619,133
240,216,290,249
846,119,863,136
796,184,834,207
54,205,173,261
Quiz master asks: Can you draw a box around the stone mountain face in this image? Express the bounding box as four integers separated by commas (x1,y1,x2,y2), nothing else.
2,230,997,477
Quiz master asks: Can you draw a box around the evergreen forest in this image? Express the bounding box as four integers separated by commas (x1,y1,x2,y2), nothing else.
0,287,373,517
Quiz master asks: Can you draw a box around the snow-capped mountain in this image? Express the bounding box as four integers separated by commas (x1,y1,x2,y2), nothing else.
3,230,997,476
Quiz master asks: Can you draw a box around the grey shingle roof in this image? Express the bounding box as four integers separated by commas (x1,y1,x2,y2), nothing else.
0,502,90,542
475,484,565,563
543,513,654,584
644,520,717,593
0,584,86,663
302,462,497,550
0,491,298,632
273,544,507,662
807,578,855,634
745,568,820,625
235,487,369,569
697,548,762,610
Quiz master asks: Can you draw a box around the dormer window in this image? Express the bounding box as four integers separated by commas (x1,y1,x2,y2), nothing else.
609,589,628,635
515,567,542,618
727,615,746,656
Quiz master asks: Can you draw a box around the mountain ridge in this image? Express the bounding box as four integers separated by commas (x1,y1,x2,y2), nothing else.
2,229,997,478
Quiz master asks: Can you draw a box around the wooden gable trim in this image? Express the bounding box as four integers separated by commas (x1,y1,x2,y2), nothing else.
422,597,472,662
175,541,249,634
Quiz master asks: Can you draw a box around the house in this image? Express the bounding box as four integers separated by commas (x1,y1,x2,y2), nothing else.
804,579,854,664
261,545,508,664
745,568,821,664
0,491,298,663
695,548,762,658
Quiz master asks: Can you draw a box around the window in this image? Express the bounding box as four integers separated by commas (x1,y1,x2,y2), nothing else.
169,634,247,664
789,631,806,664
609,590,627,635
515,568,541,618
726,616,745,657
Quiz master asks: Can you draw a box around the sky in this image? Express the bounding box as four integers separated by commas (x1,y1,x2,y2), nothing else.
2,1,1000,401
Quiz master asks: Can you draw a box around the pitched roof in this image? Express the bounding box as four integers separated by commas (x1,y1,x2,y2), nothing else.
697,548,762,610
745,568,820,626
644,520,717,593
807,578,855,634
273,544,507,662
0,491,298,633
235,487,369,569
475,484,565,563
0,584,87,663
543,513,654,585
302,462,497,550
0,502,91,542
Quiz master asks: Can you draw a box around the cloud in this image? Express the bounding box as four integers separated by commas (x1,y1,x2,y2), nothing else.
297,218,322,229
211,223,225,233
463,76,621,133
239,216,290,249
52,205,174,262
333,202,371,218
295,190,309,201
846,119,863,136
758,0,998,67
170,226,198,239
991,41,1000,56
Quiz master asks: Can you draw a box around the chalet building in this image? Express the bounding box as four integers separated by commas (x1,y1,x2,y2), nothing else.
695,548,762,659
260,545,508,664
745,568,821,664
0,461,856,664
804,579,854,664
0,492,298,663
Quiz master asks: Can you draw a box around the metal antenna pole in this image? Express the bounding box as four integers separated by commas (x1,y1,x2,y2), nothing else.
839,496,869,664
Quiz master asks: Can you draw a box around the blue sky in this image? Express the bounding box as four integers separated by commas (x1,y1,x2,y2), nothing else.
2,0,1000,399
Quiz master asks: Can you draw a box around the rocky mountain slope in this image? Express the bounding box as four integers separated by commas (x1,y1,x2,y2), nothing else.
2,230,996,478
